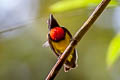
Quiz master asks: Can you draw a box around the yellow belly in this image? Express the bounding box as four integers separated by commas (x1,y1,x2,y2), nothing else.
51,33,73,62
51,33,71,53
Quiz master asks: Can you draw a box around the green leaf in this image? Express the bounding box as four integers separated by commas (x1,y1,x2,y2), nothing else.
50,0,118,13
107,33,120,68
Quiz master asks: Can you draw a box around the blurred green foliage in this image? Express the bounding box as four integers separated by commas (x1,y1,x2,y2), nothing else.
50,0,118,13
0,0,120,80
107,33,120,68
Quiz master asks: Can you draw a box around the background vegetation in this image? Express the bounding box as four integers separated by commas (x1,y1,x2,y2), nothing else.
0,0,120,80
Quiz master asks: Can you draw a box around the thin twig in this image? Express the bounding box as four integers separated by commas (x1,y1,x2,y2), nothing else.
46,0,111,80
0,17,40,34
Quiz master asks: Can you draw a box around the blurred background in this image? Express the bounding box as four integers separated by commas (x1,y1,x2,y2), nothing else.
0,0,120,80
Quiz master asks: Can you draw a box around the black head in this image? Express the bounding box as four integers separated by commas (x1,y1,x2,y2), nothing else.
47,14,60,30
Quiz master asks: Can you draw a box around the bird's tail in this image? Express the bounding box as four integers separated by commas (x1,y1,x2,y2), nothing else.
64,49,78,72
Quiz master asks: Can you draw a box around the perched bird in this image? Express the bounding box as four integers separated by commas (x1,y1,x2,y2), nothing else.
43,14,78,72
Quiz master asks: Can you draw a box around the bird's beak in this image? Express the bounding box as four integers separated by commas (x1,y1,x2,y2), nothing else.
47,14,59,30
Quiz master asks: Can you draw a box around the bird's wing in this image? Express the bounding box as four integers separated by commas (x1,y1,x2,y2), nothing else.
48,34,60,57
62,27,72,38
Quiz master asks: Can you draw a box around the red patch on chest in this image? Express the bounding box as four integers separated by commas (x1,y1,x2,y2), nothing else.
50,27,65,41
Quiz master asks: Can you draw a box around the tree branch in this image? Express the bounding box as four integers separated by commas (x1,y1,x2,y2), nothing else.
46,0,111,80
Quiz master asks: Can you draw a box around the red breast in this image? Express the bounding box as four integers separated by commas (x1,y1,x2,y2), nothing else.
50,27,65,41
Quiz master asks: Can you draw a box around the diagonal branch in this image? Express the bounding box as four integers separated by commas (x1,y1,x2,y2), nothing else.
46,0,111,80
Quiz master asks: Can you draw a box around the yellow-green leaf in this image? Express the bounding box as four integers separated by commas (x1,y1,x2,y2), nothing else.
50,0,118,13
107,33,120,68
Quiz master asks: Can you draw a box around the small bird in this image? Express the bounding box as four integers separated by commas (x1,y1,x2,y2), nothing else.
43,14,78,72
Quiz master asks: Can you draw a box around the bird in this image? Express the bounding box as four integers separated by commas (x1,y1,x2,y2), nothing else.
43,14,78,72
